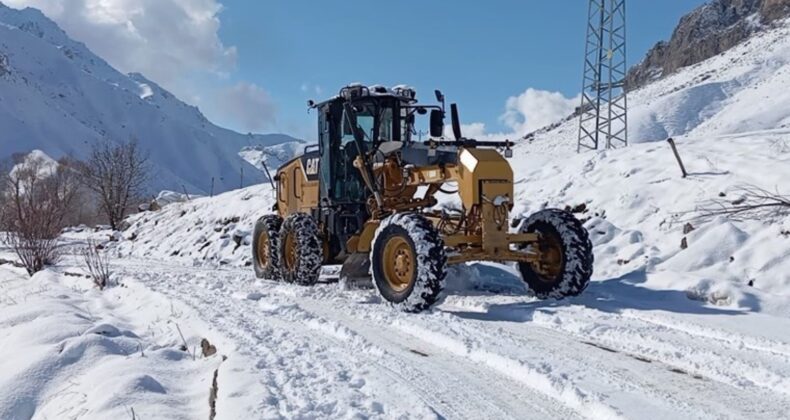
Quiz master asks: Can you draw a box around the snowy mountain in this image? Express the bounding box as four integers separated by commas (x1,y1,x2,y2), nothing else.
0,3,303,195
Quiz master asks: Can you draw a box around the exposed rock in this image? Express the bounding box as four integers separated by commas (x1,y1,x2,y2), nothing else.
683,223,696,234
628,0,790,89
200,338,217,357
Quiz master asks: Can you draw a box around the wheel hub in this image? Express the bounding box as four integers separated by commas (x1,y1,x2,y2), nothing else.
284,232,297,271
382,236,414,292
534,232,564,282
257,231,269,267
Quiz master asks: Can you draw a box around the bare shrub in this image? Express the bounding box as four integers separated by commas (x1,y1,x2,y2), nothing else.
76,138,151,230
694,184,790,223
0,154,79,275
57,156,104,227
82,239,112,289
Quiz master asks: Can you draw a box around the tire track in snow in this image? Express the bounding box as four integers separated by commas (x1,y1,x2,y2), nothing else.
300,295,728,419
437,308,790,420
247,283,577,420
114,259,790,419
122,268,431,419
290,296,583,420
119,264,547,419
523,306,790,398
281,285,790,419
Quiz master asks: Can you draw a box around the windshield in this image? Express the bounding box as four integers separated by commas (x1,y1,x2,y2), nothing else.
341,102,395,147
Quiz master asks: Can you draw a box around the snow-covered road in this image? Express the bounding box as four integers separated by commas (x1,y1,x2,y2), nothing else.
112,257,790,420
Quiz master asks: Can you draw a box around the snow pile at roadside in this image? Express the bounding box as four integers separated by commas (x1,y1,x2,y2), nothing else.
153,190,204,207
0,267,226,420
511,132,790,308
111,184,276,267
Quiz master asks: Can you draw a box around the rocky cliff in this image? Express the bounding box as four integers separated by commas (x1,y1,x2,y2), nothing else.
627,0,790,89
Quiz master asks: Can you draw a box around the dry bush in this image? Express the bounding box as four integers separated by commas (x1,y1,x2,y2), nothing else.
694,184,790,223
57,156,105,227
82,239,112,289
76,138,151,230
0,156,79,275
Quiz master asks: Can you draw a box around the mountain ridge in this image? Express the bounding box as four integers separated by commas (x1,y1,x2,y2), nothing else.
0,2,302,195
628,0,790,89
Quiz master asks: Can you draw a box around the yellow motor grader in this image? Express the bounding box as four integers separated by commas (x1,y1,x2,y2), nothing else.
253,84,593,312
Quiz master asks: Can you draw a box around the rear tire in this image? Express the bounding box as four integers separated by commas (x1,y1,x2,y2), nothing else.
371,213,447,312
252,215,282,280
279,213,323,286
517,209,593,299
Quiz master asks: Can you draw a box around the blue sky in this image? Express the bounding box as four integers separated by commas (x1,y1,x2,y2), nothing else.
9,0,708,140
215,1,708,140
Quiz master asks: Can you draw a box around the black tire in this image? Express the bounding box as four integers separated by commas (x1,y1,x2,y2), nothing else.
252,215,282,280
517,209,593,299
371,213,447,312
279,213,323,286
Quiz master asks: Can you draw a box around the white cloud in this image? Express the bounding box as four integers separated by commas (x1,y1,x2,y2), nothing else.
5,0,237,96
445,89,579,142
216,82,277,132
500,88,580,135
443,122,486,138
300,83,323,96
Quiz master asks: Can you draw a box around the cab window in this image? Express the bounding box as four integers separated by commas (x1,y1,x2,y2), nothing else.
341,103,394,146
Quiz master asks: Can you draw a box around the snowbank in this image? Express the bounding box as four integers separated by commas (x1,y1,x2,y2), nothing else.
0,267,227,420
112,184,276,267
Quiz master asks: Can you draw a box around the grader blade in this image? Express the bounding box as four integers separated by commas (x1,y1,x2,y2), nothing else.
339,253,373,289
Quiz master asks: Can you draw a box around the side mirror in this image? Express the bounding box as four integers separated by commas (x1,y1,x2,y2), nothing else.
429,110,444,138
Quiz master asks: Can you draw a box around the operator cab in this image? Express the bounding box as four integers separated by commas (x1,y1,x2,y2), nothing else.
313,84,425,205
308,84,448,258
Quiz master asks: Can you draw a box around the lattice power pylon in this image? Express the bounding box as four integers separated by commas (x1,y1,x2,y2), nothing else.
578,0,628,152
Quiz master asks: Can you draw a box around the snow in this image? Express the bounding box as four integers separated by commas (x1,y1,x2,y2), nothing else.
239,142,304,175
0,267,224,420
0,4,301,195
8,149,58,179
83,131,790,417
153,190,203,207
57,20,788,419
3,6,790,420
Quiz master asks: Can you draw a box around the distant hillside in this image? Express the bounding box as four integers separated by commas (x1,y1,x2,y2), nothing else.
628,0,790,89
0,3,303,195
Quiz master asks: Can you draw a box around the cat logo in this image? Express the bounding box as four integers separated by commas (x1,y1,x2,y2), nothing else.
305,157,319,176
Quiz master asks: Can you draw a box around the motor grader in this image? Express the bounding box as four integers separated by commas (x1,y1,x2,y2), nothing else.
253,84,593,312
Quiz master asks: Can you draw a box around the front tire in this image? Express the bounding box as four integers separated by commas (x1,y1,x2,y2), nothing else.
371,213,447,312
279,213,323,285
252,215,282,280
517,209,593,299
